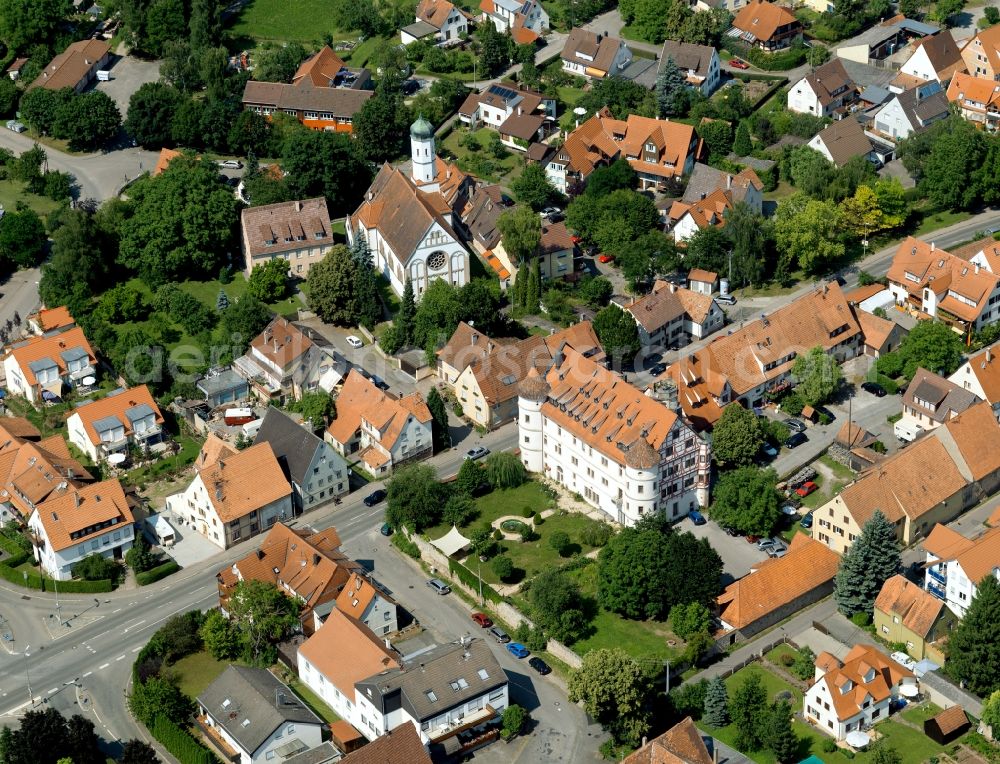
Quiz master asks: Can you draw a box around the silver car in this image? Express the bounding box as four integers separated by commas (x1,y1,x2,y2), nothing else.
427,578,451,595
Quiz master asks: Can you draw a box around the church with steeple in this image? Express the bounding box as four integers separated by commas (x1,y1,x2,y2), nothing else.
347,116,475,300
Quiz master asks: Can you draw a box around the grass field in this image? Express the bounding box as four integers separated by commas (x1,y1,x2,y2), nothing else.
0,179,63,219
440,127,525,183
229,0,343,43
171,650,231,699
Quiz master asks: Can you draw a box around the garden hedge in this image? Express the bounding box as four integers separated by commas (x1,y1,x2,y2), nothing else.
152,715,218,764
136,560,180,586
448,558,502,603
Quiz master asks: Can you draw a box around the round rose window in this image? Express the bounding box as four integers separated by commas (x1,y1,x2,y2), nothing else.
428,252,446,270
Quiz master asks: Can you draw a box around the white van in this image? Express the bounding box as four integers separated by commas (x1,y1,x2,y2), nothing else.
96,70,111,81
894,419,924,442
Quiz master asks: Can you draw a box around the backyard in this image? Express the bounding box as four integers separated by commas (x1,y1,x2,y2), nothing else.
700,653,977,764
440,126,526,183
228,0,344,44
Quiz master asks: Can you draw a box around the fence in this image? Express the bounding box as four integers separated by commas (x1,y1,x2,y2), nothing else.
707,635,797,683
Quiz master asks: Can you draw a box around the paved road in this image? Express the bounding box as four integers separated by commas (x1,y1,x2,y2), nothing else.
0,130,157,202
0,267,40,347
0,423,545,756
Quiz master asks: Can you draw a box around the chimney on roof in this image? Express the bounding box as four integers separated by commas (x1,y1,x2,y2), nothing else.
256,549,264,560
669,282,676,293
988,348,993,363
74,493,80,508
295,201,303,212
313,553,321,566
726,174,732,190
976,263,981,274
931,242,936,252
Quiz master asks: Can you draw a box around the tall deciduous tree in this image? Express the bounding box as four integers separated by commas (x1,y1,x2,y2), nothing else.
455,458,484,495
946,574,1000,695
0,0,71,51
568,648,651,747
922,116,986,210
385,463,450,531
834,509,901,617
228,579,301,666
308,245,366,326
724,201,767,287
529,567,590,643
593,304,640,365
773,194,844,278
511,163,559,211
710,467,782,537
120,740,161,764
282,131,371,216
792,345,842,406
877,319,964,380
497,206,541,264
247,258,290,302
353,87,411,162
126,82,183,148
0,208,46,272
484,451,526,489
712,404,763,467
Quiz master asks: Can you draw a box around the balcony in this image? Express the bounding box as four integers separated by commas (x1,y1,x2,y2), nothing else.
927,581,946,600
194,715,240,763
427,705,497,743
928,567,947,585
134,424,162,442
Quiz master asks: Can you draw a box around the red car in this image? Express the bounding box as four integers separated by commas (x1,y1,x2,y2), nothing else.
795,481,819,498
598,254,615,263
471,612,493,628
571,234,582,244
730,58,750,70
745,534,760,544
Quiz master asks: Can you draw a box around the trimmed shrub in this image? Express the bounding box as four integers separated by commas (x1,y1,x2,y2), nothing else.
391,532,421,560
151,715,216,764
448,558,501,602
136,560,180,586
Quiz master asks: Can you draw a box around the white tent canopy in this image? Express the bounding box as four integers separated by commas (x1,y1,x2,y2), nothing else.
845,731,870,748
431,525,472,557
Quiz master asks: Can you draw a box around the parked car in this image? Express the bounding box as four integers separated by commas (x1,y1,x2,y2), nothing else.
745,534,760,544
767,545,788,559
506,642,530,659
781,503,799,516
783,418,806,434
861,381,887,397
689,510,707,525
760,443,779,459
540,206,561,218
465,446,490,460
785,432,808,448
723,526,740,536
218,159,243,169
598,254,615,263
5,120,25,133
401,78,420,95
814,405,836,422
427,578,451,595
800,512,814,528
757,538,777,550
528,656,551,675
730,58,749,69
471,612,493,628
363,489,387,507
649,362,666,376
795,481,819,498
488,626,510,643
379,522,393,536
716,294,737,306
890,651,917,671
346,335,364,349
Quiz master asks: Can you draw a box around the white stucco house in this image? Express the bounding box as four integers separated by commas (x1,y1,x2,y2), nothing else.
66,385,166,463
197,665,324,764
787,58,856,117
347,117,472,299
28,480,135,581
479,0,548,44
3,327,96,404
804,644,916,740
872,81,950,140
923,523,1000,617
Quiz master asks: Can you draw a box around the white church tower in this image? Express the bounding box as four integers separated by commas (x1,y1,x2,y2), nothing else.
410,114,437,187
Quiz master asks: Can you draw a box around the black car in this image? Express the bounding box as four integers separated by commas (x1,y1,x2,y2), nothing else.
861,381,887,397
649,362,667,376
783,418,806,434
528,656,551,675
785,432,808,448
723,526,740,536
401,79,420,95
814,405,836,422
364,489,387,507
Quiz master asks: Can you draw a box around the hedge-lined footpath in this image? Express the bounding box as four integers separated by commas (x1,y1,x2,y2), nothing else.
136,560,180,586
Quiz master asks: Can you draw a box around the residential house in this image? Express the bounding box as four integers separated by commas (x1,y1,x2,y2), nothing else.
873,574,954,663
29,39,109,92
461,185,512,281
661,282,862,430
196,367,250,408
348,118,472,299
898,367,980,440
680,163,763,214
899,29,965,85
5,58,27,81
688,268,720,296
66,385,165,464
518,348,712,526
240,198,335,277
152,147,183,176
0,428,92,523
730,1,802,52
814,402,1000,554
803,644,917,740
947,72,1000,131
621,717,714,764
325,370,433,476
335,572,398,636
807,117,879,167
886,237,1000,332
923,522,1000,616
216,522,365,634
856,310,907,357
457,82,556,145
165,441,293,549
479,0,548,43
401,0,469,44
561,29,632,79
197,665,324,764
253,408,349,513
949,342,1000,418
788,58,857,116
872,81,950,140
339,725,431,764
234,317,333,403
959,23,1000,80
669,187,736,242
659,41,721,96
836,17,940,65
717,535,840,641
241,46,373,134
438,321,603,429
952,234,1000,274
27,479,135,581
624,280,724,350
3,327,97,404
27,306,76,337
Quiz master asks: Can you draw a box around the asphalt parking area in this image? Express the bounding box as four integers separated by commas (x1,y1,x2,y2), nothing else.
678,514,770,584
93,54,163,117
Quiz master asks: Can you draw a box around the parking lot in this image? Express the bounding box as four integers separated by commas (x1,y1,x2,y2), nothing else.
680,514,771,583
93,54,163,117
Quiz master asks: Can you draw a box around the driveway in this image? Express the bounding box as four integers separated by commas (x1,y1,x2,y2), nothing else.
682,515,771,583
93,55,162,117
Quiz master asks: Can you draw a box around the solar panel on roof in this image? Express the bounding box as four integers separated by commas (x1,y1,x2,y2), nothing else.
487,84,518,100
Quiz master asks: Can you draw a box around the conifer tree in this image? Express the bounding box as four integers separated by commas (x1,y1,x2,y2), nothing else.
834,509,901,617
765,700,797,763
656,57,687,117
526,257,541,313
946,575,1000,695
703,676,730,727
733,121,753,156
396,278,416,346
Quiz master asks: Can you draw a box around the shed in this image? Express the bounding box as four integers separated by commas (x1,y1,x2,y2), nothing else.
924,706,970,744
329,720,365,754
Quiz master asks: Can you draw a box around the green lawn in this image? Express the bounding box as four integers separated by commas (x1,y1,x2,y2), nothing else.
440,126,525,183
764,643,800,666
229,0,344,43
286,675,342,724
818,455,854,483
557,86,587,107
125,433,203,486
474,511,601,583
911,206,969,238
171,650,231,699
570,606,679,661
0,179,63,219
342,36,390,68
900,702,942,726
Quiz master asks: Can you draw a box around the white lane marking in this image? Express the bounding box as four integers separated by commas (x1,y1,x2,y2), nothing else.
112,608,121,613
115,654,125,661
98,663,109,670
47,687,57,694
82,671,92,678
131,646,141,652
